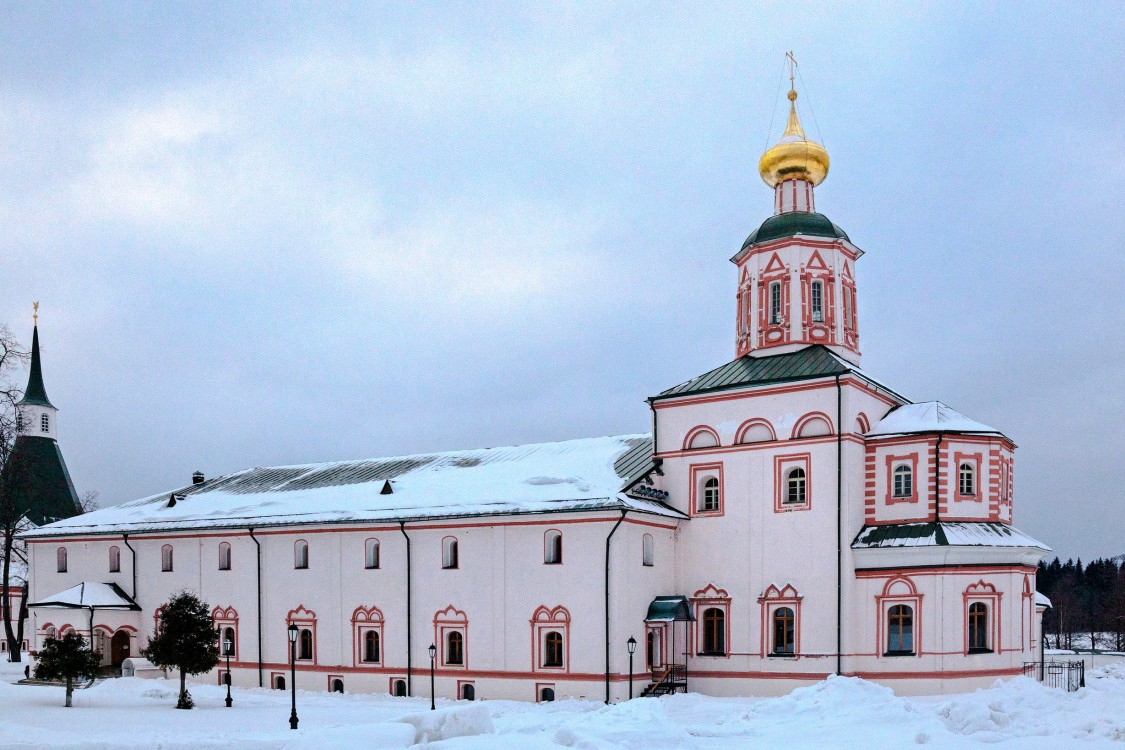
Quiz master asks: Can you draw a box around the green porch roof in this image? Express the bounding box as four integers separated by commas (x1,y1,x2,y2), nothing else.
645,596,695,622
652,345,853,402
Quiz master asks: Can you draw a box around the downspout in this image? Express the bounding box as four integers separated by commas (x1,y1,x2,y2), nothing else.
835,374,843,677
604,510,628,704
399,521,412,696
248,528,263,687
121,533,137,601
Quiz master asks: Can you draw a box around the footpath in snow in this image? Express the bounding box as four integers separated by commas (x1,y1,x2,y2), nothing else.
0,660,1122,749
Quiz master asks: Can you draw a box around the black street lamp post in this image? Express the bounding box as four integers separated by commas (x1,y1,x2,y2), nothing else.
223,637,233,708
287,624,299,730
626,636,637,700
428,643,437,711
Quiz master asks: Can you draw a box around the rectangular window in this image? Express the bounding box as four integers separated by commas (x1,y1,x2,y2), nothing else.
811,281,823,322
769,282,782,324
844,288,853,328
40,413,49,433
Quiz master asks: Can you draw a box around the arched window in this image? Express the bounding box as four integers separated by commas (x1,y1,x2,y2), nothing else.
686,427,719,449
785,468,806,505
56,546,67,573
108,546,120,573
539,686,555,702
543,631,564,667
393,679,407,697
959,463,975,496
642,534,654,567
461,683,475,700
274,675,286,690
893,465,912,498
446,631,464,665
294,540,309,569
365,538,380,569
218,542,232,571
161,544,173,572
222,626,236,657
968,603,989,652
772,607,795,654
41,413,50,433
886,605,913,654
811,280,824,322
544,530,562,565
701,607,726,655
770,281,783,324
299,629,313,660
700,477,720,512
363,630,380,663
442,537,459,569
331,678,344,693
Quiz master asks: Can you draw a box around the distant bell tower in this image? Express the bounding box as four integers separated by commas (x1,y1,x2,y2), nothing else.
1,305,81,526
732,54,862,365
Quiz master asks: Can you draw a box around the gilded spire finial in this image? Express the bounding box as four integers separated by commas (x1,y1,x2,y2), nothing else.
33,301,39,326
757,53,829,188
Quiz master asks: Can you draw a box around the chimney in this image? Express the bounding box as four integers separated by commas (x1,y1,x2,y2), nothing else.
192,471,205,485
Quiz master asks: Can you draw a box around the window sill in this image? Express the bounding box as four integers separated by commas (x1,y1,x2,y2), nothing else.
768,652,797,658
967,648,993,655
883,651,915,657
696,651,727,657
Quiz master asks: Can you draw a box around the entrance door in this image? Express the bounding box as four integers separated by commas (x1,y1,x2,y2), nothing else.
110,631,130,667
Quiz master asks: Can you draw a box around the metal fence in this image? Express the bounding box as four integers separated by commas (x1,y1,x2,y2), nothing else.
1022,660,1085,692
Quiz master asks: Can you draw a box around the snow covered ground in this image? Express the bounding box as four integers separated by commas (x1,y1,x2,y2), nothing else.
1,659,1123,749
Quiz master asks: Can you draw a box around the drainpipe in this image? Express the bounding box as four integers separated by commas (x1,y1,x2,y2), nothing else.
248,528,263,687
604,510,628,704
934,433,944,523
835,374,843,677
121,533,137,601
399,521,413,696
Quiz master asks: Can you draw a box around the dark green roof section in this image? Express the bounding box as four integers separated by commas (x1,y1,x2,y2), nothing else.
613,436,656,489
19,326,53,407
1,435,81,527
740,211,850,251
652,345,853,401
645,595,695,622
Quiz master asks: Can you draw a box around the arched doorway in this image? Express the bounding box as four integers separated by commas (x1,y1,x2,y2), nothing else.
110,631,131,668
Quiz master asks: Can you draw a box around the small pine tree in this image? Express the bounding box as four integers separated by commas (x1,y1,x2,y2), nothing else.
141,591,219,709
33,631,101,707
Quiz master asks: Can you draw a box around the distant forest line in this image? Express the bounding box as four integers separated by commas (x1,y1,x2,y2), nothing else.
1037,556,1125,651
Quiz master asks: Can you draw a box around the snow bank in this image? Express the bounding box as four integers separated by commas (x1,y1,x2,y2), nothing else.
400,703,495,743
278,723,414,750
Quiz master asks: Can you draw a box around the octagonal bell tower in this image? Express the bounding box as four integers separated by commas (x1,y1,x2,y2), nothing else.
732,64,863,365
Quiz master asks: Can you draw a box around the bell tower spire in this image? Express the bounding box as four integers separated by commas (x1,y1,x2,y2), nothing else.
732,58,862,365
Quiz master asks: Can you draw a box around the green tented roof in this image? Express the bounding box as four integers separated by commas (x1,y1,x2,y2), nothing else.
652,345,853,401
1,435,81,527
740,212,850,251
19,326,53,407
645,596,695,622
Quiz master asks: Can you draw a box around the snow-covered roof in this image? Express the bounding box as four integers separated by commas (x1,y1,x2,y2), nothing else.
28,582,140,610
23,434,680,538
867,401,1004,438
1035,591,1052,609
852,522,1049,550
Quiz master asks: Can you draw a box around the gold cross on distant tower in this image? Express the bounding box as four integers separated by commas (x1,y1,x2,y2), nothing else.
786,51,797,93
33,301,39,325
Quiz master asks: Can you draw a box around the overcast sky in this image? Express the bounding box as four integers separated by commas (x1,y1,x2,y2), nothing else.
1,3,1121,562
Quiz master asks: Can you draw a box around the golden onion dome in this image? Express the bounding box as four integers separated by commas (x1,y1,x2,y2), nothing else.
758,88,830,188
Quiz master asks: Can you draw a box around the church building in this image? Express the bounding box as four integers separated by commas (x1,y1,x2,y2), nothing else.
20,78,1051,701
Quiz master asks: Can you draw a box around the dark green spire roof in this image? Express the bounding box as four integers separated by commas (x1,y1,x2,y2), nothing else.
19,325,53,407
1,435,81,527
740,211,850,252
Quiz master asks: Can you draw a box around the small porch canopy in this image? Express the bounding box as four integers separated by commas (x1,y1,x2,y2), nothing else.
645,595,695,622
29,582,140,611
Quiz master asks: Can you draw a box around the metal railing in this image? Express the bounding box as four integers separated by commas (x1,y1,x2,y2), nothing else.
1022,660,1085,692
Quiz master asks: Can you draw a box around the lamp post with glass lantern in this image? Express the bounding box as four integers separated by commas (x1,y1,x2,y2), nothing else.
428,643,437,711
287,624,299,730
626,636,637,700
223,635,233,707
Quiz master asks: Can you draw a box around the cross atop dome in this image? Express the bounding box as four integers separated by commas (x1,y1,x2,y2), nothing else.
757,53,830,213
